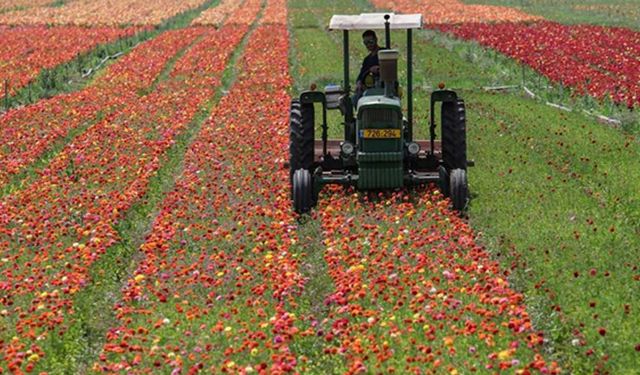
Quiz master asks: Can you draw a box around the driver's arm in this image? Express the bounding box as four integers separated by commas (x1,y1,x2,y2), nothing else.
356,54,371,85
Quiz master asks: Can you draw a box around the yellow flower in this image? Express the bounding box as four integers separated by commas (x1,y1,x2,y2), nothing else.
498,349,512,360
134,274,145,283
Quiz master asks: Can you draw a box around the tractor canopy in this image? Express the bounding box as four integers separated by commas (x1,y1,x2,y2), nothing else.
328,13,422,138
329,13,422,30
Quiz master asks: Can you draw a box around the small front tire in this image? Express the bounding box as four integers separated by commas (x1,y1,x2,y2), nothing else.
438,165,450,197
450,168,468,211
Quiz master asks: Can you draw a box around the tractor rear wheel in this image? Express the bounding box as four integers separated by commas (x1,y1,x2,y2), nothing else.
289,100,302,182
450,168,468,211
441,99,467,170
289,100,314,182
292,168,313,214
289,100,315,174
299,102,315,170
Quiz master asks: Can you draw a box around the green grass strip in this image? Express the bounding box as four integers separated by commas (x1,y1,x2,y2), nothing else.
138,32,207,97
288,217,345,373
466,91,640,373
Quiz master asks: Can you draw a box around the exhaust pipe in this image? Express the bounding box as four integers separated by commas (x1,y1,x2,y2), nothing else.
379,49,399,98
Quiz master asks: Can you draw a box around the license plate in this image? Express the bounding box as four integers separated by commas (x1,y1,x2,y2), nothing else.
361,129,401,138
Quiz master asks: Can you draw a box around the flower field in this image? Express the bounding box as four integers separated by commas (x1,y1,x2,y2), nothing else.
191,0,244,26
0,0,53,13
375,0,640,108
460,0,640,30
0,0,259,370
0,28,206,189
370,0,540,24
295,189,561,374
437,21,640,108
95,3,299,372
0,0,638,373
0,0,208,26
0,26,139,95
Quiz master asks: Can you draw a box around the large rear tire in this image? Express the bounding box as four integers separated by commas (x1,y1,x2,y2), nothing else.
289,101,301,183
289,100,314,174
441,99,467,170
450,168,468,211
292,169,313,214
299,102,315,170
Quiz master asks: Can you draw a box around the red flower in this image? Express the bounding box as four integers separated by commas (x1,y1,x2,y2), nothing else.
598,328,607,336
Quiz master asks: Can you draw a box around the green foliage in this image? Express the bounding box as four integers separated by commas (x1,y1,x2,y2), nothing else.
466,91,640,372
48,0,67,8
461,0,640,29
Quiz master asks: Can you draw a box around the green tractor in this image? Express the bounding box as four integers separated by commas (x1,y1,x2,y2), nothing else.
289,13,472,214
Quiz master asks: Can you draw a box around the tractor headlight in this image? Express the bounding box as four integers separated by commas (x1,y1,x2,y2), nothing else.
340,141,355,157
407,142,420,156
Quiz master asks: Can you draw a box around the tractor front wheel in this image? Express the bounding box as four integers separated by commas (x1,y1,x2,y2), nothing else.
292,168,313,214
450,168,468,212
438,165,450,197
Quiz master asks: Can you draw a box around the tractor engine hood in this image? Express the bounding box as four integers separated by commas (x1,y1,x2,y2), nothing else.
356,95,401,113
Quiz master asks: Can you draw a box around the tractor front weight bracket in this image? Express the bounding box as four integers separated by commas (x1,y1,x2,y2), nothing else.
429,90,458,156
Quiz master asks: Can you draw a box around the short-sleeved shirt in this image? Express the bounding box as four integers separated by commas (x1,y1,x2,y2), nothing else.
357,50,380,83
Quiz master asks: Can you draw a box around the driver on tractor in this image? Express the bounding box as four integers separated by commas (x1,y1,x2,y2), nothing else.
353,30,382,106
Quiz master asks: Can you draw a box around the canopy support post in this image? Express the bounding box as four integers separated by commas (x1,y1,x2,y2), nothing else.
407,28,413,141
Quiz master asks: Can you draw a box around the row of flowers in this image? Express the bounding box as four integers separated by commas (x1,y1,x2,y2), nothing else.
95,0,303,373
0,4,262,371
0,0,207,26
0,25,139,95
369,0,540,24
372,0,638,108
294,188,560,374
191,0,244,27
436,21,640,108
0,0,53,13
0,27,207,189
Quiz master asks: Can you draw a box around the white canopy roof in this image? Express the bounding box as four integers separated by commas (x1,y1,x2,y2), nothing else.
329,13,422,30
